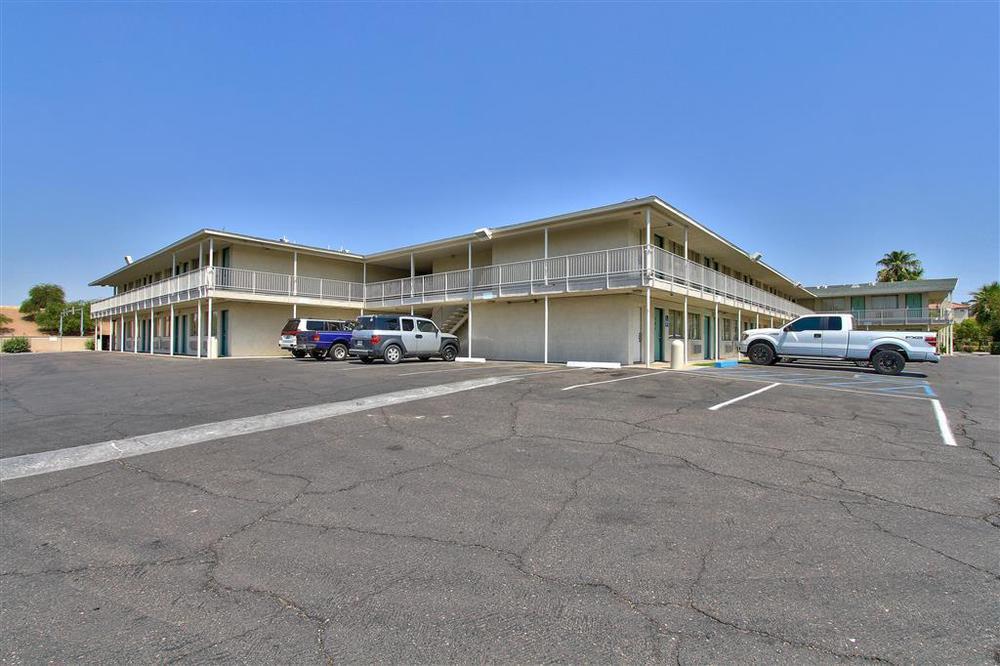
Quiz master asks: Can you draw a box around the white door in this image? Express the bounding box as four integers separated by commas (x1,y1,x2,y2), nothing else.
415,319,440,354
778,316,824,356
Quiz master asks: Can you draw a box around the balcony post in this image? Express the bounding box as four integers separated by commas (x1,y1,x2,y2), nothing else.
683,225,689,286
543,296,549,364
208,297,214,359
361,263,366,316
645,204,653,367
149,308,154,355
410,252,415,315
120,315,124,352
467,241,473,359
133,311,138,353
714,302,720,361
682,296,689,366
197,300,202,359
169,304,175,356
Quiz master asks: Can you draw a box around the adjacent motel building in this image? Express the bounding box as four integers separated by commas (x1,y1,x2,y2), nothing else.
89,196,950,365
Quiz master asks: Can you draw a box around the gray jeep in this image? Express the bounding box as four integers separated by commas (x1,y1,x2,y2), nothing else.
348,314,459,364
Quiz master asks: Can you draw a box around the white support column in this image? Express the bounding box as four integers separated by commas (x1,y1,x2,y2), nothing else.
133,311,138,353
467,241,473,359
361,263,367,316
172,252,176,277
683,296,689,365
95,321,100,351
197,301,203,359
292,251,298,318
737,308,742,357
543,227,549,364
169,304,175,356
770,316,774,328
120,315,124,352
683,226,689,286
714,302,720,361
149,309,154,355
207,297,213,359
645,209,652,368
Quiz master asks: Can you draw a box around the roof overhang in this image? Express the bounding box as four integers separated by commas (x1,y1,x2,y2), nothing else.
89,229,364,286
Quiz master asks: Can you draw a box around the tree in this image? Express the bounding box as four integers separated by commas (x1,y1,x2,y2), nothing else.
876,251,924,282
0,312,12,335
35,300,93,336
970,281,1000,341
19,283,65,321
953,318,989,351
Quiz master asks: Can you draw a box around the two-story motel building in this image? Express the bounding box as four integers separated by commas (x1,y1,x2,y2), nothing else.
89,196,829,366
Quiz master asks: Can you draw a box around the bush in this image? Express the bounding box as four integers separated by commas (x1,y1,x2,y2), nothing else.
2,337,31,353
961,345,973,353
991,342,1000,355
85,338,95,350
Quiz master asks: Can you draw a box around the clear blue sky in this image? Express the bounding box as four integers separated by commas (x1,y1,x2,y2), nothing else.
2,2,997,304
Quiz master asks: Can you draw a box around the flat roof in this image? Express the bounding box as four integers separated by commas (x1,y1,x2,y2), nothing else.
90,196,811,296
89,229,363,286
806,278,958,298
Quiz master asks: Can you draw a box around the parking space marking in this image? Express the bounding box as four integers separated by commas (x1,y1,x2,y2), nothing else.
707,383,781,411
399,363,535,376
931,399,958,446
561,369,672,391
0,375,519,481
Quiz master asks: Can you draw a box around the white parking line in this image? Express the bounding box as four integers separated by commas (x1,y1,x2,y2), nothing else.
561,369,672,391
0,376,519,481
708,383,781,411
931,399,957,446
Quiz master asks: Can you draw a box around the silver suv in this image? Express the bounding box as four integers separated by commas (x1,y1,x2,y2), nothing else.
349,315,459,364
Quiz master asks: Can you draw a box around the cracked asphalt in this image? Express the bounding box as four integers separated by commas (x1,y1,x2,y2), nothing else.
1,353,998,663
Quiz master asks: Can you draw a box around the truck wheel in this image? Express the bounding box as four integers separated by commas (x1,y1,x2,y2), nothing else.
330,344,348,361
292,350,306,359
872,349,905,376
441,345,457,362
383,344,403,365
747,342,775,366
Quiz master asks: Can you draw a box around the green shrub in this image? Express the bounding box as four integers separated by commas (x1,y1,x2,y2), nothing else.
2,337,31,353
85,338,95,350
991,342,1000,355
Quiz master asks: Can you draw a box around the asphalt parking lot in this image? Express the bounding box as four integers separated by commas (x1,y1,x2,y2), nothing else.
1,352,998,663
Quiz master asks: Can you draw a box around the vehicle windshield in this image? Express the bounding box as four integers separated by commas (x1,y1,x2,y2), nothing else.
355,316,399,331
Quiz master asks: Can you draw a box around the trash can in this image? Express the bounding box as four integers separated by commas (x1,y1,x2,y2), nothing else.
670,338,685,369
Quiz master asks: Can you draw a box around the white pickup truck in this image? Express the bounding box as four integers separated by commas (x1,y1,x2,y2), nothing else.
739,314,940,375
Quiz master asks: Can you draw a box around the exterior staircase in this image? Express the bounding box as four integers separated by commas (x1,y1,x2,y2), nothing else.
439,304,469,334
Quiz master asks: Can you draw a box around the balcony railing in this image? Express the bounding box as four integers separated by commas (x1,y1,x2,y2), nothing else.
363,245,648,308
846,308,951,326
91,268,210,318
92,245,811,320
213,266,364,303
649,246,811,318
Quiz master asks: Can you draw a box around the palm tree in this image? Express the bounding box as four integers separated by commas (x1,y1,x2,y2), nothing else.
876,251,924,282
970,281,1000,331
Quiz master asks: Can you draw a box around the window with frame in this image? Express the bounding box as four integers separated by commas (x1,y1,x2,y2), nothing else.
417,320,438,333
787,316,823,332
401,318,415,332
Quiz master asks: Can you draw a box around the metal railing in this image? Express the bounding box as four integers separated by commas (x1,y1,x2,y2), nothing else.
212,266,364,303
848,308,951,325
363,245,646,307
649,246,811,318
92,245,811,320
91,269,209,318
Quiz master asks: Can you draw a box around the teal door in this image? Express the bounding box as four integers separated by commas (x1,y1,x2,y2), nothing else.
851,296,865,316
704,316,713,359
174,315,188,354
905,293,922,317
654,308,664,362
219,310,229,357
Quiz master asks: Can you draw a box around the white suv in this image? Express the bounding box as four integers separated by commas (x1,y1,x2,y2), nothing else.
279,318,346,358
